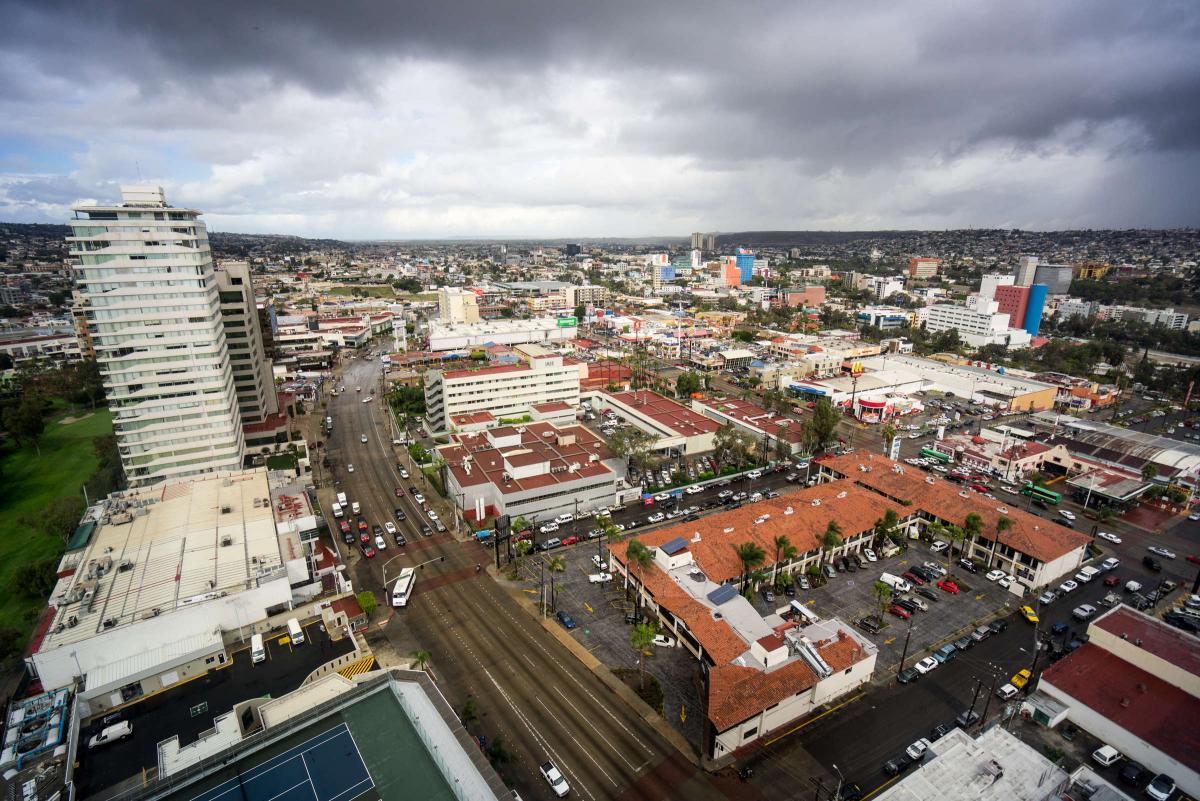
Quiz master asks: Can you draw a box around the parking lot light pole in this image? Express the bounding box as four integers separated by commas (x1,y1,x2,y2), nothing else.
831,763,844,801
895,615,914,676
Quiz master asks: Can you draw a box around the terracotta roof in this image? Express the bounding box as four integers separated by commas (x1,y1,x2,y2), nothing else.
1041,643,1200,771
1093,607,1200,677
820,451,1090,563
532,401,572,412
694,397,806,444
708,627,868,731
438,422,616,495
610,481,901,585
605,390,721,436
452,410,496,425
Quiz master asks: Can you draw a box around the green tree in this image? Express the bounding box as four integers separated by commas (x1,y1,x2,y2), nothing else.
713,423,756,472
626,539,655,613
12,559,59,598
609,428,657,475
962,513,984,550
732,541,767,595
873,509,901,549
629,620,658,689
1141,463,1159,482
356,590,378,617
485,736,511,768
410,649,432,671
771,534,796,587
39,496,86,543
872,580,894,620
880,422,897,456
675,371,703,399
460,699,478,727
2,395,45,455
820,520,843,567
804,398,840,453
547,555,566,608
944,524,966,573
989,516,1013,568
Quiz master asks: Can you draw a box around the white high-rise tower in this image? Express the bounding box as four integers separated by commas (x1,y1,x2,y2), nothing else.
68,186,245,486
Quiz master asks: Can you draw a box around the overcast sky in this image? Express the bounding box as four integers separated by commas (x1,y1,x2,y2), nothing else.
1,1,1198,238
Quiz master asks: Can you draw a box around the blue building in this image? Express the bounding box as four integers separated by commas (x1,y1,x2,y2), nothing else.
736,248,755,283
1023,284,1048,335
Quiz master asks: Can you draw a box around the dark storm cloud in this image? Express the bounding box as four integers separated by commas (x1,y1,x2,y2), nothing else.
0,0,1198,233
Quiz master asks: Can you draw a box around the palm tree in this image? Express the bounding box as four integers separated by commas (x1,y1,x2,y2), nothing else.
872,580,894,620
626,539,654,615
820,520,843,568
874,509,900,549
771,534,795,586
880,422,897,457
732,541,767,595
944,524,966,574
989,515,1013,568
410,649,432,672
630,621,658,689
961,513,984,556
1141,463,1158,483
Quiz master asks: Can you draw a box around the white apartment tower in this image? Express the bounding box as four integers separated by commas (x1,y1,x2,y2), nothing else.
68,186,245,486
438,287,481,324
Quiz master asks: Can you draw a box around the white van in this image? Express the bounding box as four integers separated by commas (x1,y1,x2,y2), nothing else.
351,501,361,515
1075,565,1100,583
336,491,348,506
287,618,304,645
88,720,133,749
880,572,913,593
251,633,266,663
332,502,343,519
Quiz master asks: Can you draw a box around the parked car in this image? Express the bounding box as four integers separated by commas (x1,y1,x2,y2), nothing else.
913,657,939,675
1091,745,1122,767
987,618,1009,634
539,761,570,797
652,634,677,648
957,558,979,574
555,611,577,630
1020,605,1039,623
897,667,920,684
1145,774,1177,801
937,579,960,594
857,616,883,634
932,644,957,663
1143,556,1163,572
1072,604,1098,621
889,604,911,620
1010,668,1032,689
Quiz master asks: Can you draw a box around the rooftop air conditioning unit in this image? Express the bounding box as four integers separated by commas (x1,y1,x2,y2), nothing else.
221,535,233,547
221,505,232,514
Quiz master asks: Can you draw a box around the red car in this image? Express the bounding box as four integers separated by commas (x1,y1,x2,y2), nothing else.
562,535,581,546
395,487,404,497
514,529,533,542
1103,574,1120,586
358,520,369,531
339,520,351,533
362,546,377,558
902,571,926,586
359,531,370,544
969,483,988,493
889,603,910,619
937,579,960,594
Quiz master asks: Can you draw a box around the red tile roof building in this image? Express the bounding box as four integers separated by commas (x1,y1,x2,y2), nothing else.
608,481,887,758
818,451,1089,589
437,421,626,524
599,390,720,455
1038,606,1200,797
691,397,807,456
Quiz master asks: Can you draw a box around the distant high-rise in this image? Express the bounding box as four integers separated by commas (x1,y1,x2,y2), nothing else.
704,233,717,251
690,232,704,250
438,287,481,324
68,186,245,486
565,243,581,257
907,257,941,279
1032,264,1073,295
215,261,278,424
735,248,755,283
1015,256,1039,287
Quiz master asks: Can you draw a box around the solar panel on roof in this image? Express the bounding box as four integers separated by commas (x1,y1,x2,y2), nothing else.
708,584,738,606
660,536,688,555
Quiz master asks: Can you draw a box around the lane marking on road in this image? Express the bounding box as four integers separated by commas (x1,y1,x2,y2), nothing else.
468,588,657,756
537,696,618,788
553,686,639,772
484,669,598,801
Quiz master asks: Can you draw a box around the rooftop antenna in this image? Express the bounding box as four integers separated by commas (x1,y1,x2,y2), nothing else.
135,160,143,181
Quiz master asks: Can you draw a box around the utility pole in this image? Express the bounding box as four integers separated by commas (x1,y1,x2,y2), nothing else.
965,676,983,724
978,668,1000,725
896,616,914,676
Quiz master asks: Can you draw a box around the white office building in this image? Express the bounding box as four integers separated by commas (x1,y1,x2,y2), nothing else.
68,186,245,486
215,262,278,424
926,301,1032,349
424,344,584,432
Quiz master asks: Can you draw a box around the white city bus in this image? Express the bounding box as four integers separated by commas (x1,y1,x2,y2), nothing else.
391,567,417,607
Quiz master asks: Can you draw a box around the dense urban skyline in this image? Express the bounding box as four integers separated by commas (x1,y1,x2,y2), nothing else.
1,2,1199,238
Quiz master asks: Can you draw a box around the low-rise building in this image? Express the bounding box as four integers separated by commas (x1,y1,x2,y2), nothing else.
818,452,1091,590
427,317,578,351
926,301,1032,349
596,390,720,455
906,257,941,279
29,469,294,715
1037,606,1200,799
438,421,625,524
424,344,584,432
692,397,807,456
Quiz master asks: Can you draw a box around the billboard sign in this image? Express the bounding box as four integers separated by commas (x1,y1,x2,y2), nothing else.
556,316,577,327
888,435,902,460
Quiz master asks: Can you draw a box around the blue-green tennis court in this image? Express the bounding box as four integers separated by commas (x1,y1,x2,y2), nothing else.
188,724,372,801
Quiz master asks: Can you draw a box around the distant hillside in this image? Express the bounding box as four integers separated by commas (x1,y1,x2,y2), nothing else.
714,230,924,247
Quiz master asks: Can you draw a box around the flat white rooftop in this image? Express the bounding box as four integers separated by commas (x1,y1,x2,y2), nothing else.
874,726,1068,801
44,469,283,650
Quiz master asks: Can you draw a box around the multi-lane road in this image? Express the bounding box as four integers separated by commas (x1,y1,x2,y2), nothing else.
321,357,734,801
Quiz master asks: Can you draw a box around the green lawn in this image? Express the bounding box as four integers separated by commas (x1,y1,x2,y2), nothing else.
0,409,112,636
327,285,398,298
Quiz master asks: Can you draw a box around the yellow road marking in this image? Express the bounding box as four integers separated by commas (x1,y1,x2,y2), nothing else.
883,637,896,645
763,692,865,746
862,774,903,799
584,602,594,614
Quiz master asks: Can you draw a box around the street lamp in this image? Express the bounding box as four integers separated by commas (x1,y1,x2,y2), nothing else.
831,763,844,801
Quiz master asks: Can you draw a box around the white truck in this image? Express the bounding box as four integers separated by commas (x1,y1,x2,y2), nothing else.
331,502,343,518
336,492,348,506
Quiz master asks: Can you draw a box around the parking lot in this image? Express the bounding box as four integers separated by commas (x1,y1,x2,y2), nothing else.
786,541,1022,678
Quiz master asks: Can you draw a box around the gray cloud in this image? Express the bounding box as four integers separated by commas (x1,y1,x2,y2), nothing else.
0,0,1197,235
